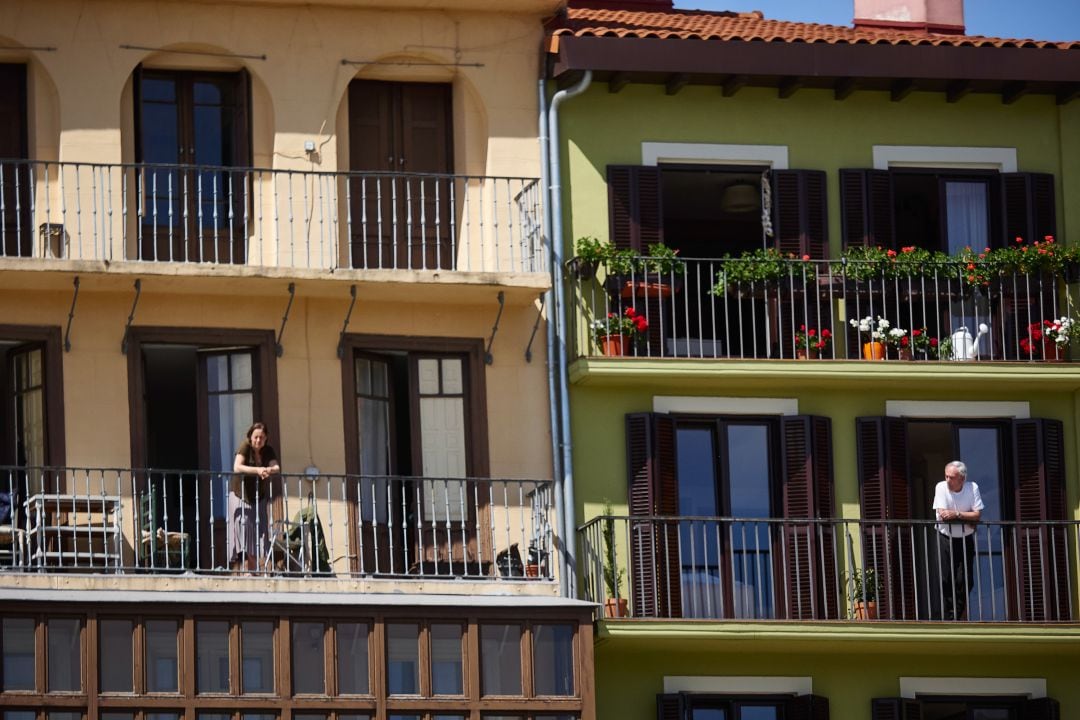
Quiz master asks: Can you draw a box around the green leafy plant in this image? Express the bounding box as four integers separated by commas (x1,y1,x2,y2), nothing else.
591,306,649,343
601,501,625,601
712,248,816,295
845,567,884,602
639,242,686,276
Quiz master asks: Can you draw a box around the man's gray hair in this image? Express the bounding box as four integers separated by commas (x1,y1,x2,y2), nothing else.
946,460,968,478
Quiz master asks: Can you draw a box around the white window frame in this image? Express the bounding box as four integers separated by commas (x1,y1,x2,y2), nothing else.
886,401,1029,419
654,396,798,416
872,145,1017,172
664,676,812,695
641,142,788,169
900,676,1045,699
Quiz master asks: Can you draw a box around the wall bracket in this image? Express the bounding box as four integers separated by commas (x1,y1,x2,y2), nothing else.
63,276,80,352
484,291,505,365
120,279,142,355
276,282,296,358
337,284,358,358
524,294,545,363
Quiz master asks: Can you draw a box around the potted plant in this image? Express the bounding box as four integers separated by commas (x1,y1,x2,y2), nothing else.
1020,317,1074,361
712,248,816,295
849,316,892,360
845,567,884,620
601,501,628,618
884,325,910,360
621,242,686,299
793,325,832,359
525,542,548,578
592,306,648,356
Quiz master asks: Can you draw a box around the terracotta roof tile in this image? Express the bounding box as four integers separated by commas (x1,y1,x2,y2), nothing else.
548,7,1080,50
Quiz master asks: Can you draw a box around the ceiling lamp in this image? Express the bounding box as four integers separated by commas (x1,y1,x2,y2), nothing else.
720,182,759,214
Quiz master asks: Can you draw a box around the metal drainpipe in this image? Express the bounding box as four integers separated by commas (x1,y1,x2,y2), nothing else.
538,78,568,597
548,70,592,598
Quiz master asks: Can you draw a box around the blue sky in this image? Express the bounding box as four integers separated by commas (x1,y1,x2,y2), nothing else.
672,1,1080,42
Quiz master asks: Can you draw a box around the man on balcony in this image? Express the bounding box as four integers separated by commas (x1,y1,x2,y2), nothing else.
931,461,984,621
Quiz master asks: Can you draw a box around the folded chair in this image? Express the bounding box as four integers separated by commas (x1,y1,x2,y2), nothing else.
138,488,190,571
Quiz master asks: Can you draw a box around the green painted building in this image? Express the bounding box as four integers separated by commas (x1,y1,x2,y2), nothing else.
545,1,1080,718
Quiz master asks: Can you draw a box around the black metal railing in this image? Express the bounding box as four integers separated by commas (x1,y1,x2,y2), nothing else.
571,257,1078,362
579,515,1078,623
0,466,554,581
0,159,544,273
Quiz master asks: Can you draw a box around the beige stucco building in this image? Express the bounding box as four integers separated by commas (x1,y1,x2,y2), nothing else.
0,2,594,718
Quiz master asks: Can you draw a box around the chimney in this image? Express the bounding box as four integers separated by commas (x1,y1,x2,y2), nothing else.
853,0,965,35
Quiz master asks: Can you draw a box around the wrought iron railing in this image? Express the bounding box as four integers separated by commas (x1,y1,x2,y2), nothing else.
0,159,544,273
570,257,1079,361
0,466,554,581
579,515,1078,623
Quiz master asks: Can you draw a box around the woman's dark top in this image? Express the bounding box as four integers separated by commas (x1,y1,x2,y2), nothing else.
230,440,279,503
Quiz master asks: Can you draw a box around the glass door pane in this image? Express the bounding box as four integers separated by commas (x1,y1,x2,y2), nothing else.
204,351,255,519
945,180,992,357
958,426,1006,620
726,424,773,619
676,425,720,618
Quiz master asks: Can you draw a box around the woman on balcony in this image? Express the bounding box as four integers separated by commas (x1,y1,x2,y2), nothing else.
229,422,281,572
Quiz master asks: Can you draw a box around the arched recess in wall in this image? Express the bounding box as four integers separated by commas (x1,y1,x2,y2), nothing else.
118,44,274,168
0,37,61,162
331,52,489,270
115,44,274,262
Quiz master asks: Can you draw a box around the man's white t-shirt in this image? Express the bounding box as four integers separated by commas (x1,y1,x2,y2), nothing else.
933,480,984,538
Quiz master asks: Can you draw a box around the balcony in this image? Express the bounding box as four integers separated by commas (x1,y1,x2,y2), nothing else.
0,160,545,277
0,467,555,586
579,515,1078,623
570,256,1079,362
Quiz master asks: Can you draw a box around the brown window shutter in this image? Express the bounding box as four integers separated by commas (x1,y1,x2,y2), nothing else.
772,169,828,259
1002,172,1056,245
1022,697,1060,720
871,698,922,720
780,415,838,619
839,169,894,249
607,165,664,251
656,693,683,720
625,412,681,618
1012,418,1069,621
856,417,915,620
787,694,830,720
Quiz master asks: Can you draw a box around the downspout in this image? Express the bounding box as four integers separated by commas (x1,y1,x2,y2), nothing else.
538,78,568,597
548,70,592,598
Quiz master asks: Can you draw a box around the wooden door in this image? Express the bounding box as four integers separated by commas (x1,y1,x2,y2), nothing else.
0,64,30,258
137,69,249,263
348,80,453,270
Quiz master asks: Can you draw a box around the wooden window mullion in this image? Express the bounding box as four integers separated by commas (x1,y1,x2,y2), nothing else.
325,621,337,697
229,618,240,698
418,621,431,698
277,617,290,700
520,624,533,699
373,615,387,720
86,614,98,719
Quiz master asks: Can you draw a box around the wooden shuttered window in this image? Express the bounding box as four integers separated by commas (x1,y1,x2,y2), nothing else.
658,693,829,720
856,417,917,620
871,698,922,720
1023,698,1061,720
626,412,681,618
627,413,836,620
607,165,663,251
656,693,683,720
1002,172,1056,244
839,169,894,249
1012,418,1069,621
773,169,829,259
780,415,839,620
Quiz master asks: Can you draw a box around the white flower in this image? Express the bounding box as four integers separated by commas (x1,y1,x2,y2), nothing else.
889,328,906,339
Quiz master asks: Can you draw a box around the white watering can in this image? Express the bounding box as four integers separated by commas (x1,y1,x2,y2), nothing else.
951,323,989,361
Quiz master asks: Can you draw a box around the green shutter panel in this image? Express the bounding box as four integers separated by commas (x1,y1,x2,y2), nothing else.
840,169,894,249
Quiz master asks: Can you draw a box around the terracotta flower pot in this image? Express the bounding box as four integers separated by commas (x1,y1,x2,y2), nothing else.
621,280,675,299
854,600,878,620
796,348,818,360
525,563,540,578
604,598,629,618
862,341,885,360
897,347,912,361
1043,340,1064,362
599,334,631,356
